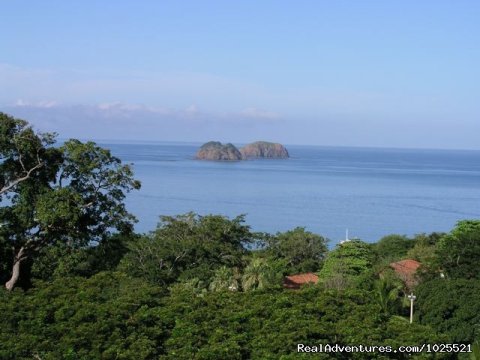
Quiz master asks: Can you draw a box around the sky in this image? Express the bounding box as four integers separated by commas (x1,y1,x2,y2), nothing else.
1,1,479,149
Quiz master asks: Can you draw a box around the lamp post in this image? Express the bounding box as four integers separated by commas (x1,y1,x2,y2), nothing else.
408,293,416,324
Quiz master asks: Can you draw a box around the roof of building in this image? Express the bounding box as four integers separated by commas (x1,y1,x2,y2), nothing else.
389,259,421,288
390,259,421,274
283,272,319,290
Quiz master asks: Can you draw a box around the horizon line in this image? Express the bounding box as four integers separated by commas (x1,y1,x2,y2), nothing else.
55,137,480,153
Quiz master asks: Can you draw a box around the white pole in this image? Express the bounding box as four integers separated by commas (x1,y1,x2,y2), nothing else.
408,293,416,324
410,298,413,323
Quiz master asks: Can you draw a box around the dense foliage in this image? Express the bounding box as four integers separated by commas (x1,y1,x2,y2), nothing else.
318,240,374,290
119,213,254,287
265,227,328,273
0,275,451,360
1,114,479,359
373,235,415,264
0,272,168,360
416,279,480,344
0,113,140,290
435,220,480,279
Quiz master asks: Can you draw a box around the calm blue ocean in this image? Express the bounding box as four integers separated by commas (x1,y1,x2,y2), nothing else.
101,141,480,245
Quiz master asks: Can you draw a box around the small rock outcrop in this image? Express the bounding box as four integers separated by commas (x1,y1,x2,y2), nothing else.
240,141,289,159
195,141,243,161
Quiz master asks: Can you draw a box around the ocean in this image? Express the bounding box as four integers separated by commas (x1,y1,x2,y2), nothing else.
101,141,480,245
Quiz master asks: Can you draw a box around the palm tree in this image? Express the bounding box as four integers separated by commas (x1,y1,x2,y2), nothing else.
241,258,273,291
374,278,402,316
209,266,239,292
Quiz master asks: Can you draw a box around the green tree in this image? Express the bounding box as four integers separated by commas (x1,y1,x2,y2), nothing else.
241,257,280,291
119,213,253,286
382,316,450,359
0,113,60,285
0,272,170,359
372,234,415,264
266,227,328,273
209,266,240,292
436,220,480,279
416,278,480,343
406,232,442,265
372,277,403,317
162,286,447,359
0,233,10,283
0,114,140,290
0,113,59,198
29,232,134,281
318,240,374,290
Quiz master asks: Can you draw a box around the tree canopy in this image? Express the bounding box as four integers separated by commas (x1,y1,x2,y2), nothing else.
416,278,480,343
265,227,328,273
318,240,374,290
435,220,480,279
119,213,254,287
372,234,415,264
0,113,140,290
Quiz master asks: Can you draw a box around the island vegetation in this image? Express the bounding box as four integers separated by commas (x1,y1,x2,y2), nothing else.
0,113,479,359
195,141,289,161
240,141,289,159
195,141,243,161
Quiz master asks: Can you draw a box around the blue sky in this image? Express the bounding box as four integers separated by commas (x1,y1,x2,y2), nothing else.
1,1,479,148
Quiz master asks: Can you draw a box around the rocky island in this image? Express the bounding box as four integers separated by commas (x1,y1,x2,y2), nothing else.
240,141,289,159
195,141,289,161
195,141,243,161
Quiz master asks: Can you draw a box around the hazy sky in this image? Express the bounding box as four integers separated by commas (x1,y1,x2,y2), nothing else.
1,1,479,149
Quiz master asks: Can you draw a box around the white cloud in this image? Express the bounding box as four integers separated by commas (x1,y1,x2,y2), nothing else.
1,101,284,142
7,101,282,123
2,64,478,148
14,99,58,108
239,107,280,121
0,63,274,113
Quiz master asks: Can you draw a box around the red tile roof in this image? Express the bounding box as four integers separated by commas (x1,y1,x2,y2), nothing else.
283,273,319,290
390,259,421,274
389,259,421,288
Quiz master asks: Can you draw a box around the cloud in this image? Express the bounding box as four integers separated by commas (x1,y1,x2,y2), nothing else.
238,107,280,121
7,100,282,123
2,64,479,149
1,101,284,142
0,63,275,114
14,99,58,108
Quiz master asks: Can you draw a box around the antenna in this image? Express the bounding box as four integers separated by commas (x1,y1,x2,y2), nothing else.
340,228,350,245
